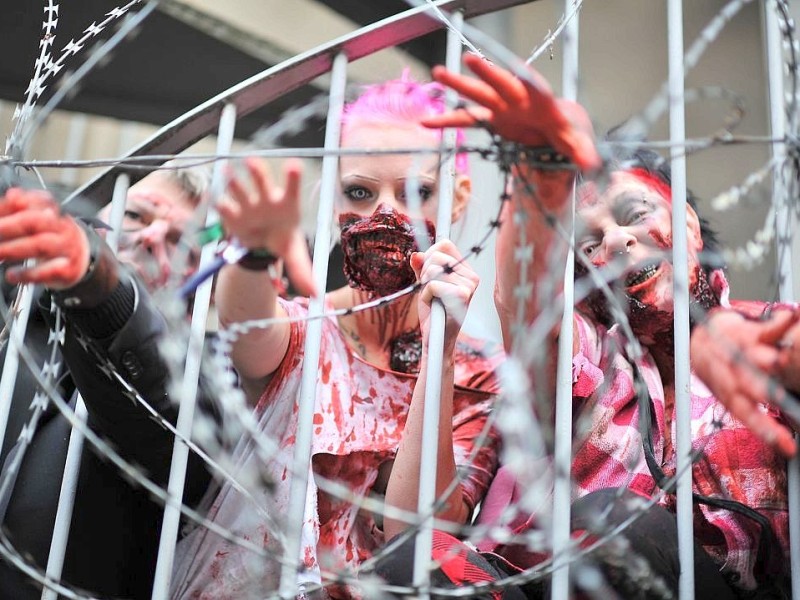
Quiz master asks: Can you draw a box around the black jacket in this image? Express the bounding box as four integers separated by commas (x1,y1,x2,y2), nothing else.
0,258,212,599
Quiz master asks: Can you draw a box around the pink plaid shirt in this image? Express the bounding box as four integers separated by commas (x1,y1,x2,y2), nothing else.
479,272,790,590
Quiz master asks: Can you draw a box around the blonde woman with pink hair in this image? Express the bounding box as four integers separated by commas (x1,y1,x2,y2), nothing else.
170,75,503,599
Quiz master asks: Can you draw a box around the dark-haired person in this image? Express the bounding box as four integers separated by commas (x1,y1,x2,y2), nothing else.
375,54,799,598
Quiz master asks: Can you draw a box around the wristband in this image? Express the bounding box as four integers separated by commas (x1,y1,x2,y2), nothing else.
517,145,573,168
237,248,279,271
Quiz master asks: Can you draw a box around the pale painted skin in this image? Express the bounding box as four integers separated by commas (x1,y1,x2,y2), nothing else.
100,172,199,290
331,118,473,352
215,116,479,540
576,171,704,330
337,119,469,222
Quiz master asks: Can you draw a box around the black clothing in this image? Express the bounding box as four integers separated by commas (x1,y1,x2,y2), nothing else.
376,489,740,600
0,265,213,599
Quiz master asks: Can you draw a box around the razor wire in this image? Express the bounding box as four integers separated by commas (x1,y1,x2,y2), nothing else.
0,0,797,598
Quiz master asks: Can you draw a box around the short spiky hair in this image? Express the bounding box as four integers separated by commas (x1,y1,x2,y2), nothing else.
158,159,211,207
341,70,469,175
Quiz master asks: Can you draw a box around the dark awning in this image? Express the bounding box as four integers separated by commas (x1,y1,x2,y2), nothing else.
0,1,325,145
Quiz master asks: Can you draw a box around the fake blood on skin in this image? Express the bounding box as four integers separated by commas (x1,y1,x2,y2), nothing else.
580,212,710,336
338,204,435,297
338,205,434,373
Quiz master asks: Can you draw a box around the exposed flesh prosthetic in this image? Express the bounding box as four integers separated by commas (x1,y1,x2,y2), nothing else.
581,260,719,340
339,203,435,297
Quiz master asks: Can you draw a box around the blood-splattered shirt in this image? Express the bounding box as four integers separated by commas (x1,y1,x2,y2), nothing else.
170,297,503,599
477,272,790,591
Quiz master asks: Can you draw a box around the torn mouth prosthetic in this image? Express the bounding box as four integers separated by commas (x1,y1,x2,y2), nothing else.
582,259,719,335
339,205,436,297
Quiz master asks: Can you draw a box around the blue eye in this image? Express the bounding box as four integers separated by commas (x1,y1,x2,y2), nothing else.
344,186,371,202
401,185,434,203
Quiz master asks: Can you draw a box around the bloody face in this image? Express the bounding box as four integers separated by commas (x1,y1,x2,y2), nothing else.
101,173,199,290
575,171,715,338
339,203,435,297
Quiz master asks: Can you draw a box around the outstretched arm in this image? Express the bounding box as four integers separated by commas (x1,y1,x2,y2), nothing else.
215,158,315,401
691,308,800,457
383,240,480,539
0,188,209,492
425,54,600,358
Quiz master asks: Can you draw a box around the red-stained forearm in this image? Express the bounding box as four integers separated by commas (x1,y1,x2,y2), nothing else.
495,165,577,353
383,344,468,540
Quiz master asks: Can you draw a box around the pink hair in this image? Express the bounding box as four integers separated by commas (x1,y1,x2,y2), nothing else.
341,69,469,175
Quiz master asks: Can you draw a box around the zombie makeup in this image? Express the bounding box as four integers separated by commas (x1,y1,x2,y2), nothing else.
625,168,672,206
339,203,435,297
389,329,423,374
583,265,718,338
576,169,718,337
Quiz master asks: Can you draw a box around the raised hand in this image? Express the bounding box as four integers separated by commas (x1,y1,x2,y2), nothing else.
691,308,800,457
424,53,601,172
218,157,315,296
410,240,479,346
0,188,90,290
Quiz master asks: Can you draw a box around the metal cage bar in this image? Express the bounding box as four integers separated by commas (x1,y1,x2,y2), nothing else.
150,103,238,600
41,172,131,600
667,1,696,598
411,12,464,598
278,52,347,598
765,2,799,598
550,2,580,598
0,287,35,463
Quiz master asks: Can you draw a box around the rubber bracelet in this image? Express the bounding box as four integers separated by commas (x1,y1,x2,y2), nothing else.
517,145,573,167
238,248,279,271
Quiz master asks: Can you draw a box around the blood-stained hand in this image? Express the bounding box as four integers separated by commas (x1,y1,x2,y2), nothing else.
410,240,479,347
423,53,602,173
691,308,800,457
774,315,800,394
218,157,315,296
0,188,90,290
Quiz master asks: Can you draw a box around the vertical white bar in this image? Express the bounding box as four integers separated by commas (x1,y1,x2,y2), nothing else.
40,402,87,600
411,12,462,598
764,2,799,597
151,103,238,600
278,52,347,599
765,2,794,297
667,1,695,598
105,174,131,253
60,114,88,188
41,173,131,600
0,286,35,455
551,4,579,599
